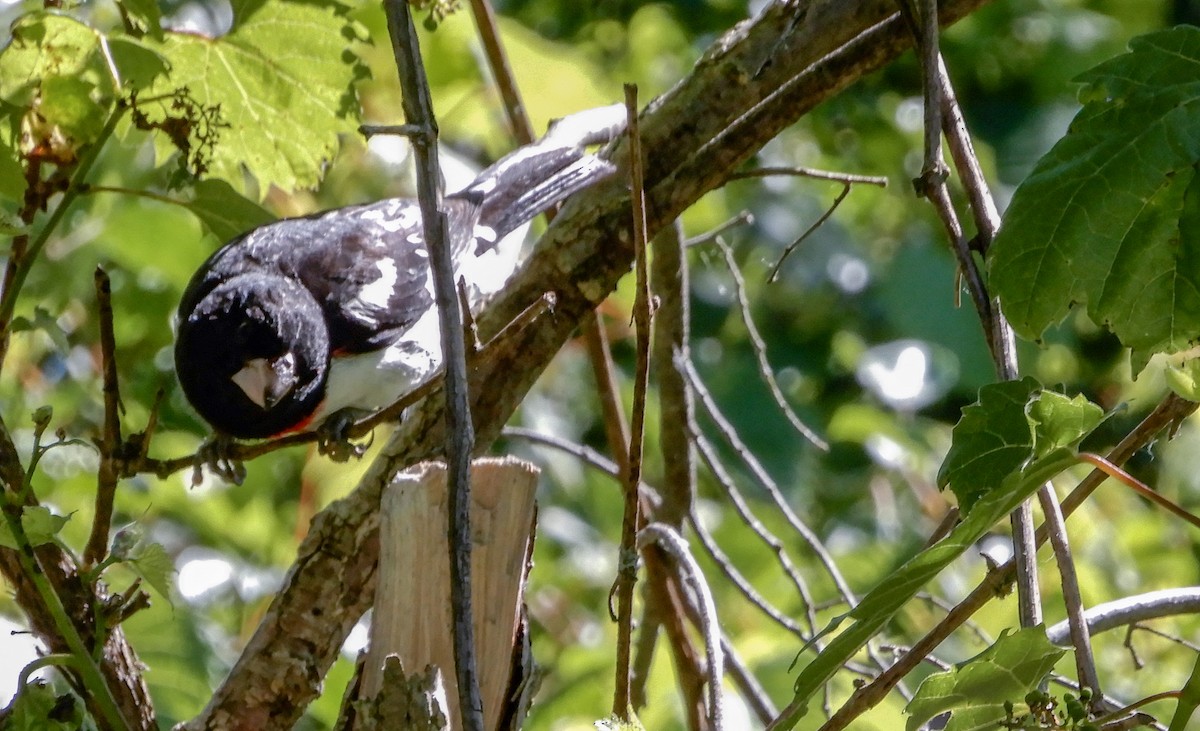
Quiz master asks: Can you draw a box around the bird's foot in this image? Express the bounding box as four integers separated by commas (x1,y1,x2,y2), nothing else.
193,434,246,486
317,409,374,462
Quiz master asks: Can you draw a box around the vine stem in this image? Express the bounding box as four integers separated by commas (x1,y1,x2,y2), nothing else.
0,493,130,730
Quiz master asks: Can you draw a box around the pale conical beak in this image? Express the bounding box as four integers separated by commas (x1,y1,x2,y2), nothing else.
231,353,297,409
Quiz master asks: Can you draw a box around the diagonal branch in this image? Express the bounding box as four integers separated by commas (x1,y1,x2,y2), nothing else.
177,2,999,727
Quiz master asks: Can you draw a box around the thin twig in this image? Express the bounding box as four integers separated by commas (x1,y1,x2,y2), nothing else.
612,83,650,722
1078,452,1200,530
727,166,888,187
709,237,827,448
466,0,534,143
686,505,810,638
690,431,815,636
684,359,853,604
86,267,122,566
382,2,481,729
358,123,424,138
1036,487,1102,704
681,210,755,248
639,523,725,730
0,106,125,369
652,220,694,527
766,182,850,283
896,0,1042,635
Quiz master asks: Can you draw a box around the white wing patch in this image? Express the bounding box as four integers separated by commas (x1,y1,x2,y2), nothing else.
347,258,400,321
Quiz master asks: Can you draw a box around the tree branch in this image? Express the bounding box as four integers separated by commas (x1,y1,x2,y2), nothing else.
177,2,999,726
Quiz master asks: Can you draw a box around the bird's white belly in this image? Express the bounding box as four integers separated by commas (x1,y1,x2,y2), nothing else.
314,308,444,419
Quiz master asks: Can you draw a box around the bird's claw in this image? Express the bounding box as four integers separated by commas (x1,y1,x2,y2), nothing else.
317,410,372,462
193,434,246,486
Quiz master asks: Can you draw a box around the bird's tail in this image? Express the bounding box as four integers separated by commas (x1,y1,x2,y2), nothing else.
458,104,625,245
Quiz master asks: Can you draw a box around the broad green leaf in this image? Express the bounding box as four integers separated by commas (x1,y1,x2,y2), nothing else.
1025,390,1105,461
782,385,1101,728
186,179,275,241
1167,358,1200,401
128,540,176,604
905,627,1065,731
148,0,369,194
785,449,1078,726
0,130,24,202
936,378,1039,512
0,13,107,107
116,0,164,40
106,36,170,89
37,75,106,144
989,26,1200,371
6,681,83,731
937,379,1101,511
0,505,70,549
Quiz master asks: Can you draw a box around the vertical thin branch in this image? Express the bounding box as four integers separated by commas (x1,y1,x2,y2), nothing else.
651,218,694,528
900,0,1043,630
381,2,481,729
466,0,534,144
86,267,121,566
1036,487,1103,703
639,524,724,730
612,82,651,722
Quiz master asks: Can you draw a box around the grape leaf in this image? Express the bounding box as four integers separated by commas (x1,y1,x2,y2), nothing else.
148,0,369,194
937,379,1102,512
936,377,1039,512
1166,358,1200,402
0,505,70,549
784,385,1101,726
116,0,164,40
5,681,83,731
185,179,275,241
0,13,168,154
989,26,1200,371
127,540,176,604
905,626,1065,731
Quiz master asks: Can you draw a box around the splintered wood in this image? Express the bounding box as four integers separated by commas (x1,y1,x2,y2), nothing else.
364,457,539,731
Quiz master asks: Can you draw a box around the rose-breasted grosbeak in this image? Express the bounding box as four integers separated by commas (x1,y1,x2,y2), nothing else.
174,107,621,440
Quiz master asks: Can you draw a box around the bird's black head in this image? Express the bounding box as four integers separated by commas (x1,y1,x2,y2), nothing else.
175,274,330,439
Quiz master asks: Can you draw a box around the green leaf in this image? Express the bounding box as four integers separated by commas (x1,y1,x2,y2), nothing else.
0,129,26,202
6,681,84,731
1167,358,1200,401
12,306,71,353
782,385,1101,727
127,540,175,604
937,379,1102,512
148,0,369,194
106,36,170,89
116,0,164,40
989,26,1200,370
0,13,107,107
1025,390,1105,461
905,627,1065,731
0,505,70,549
37,75,106,144
937,378,1040,512
185,179,275,240
786,449,1079,725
